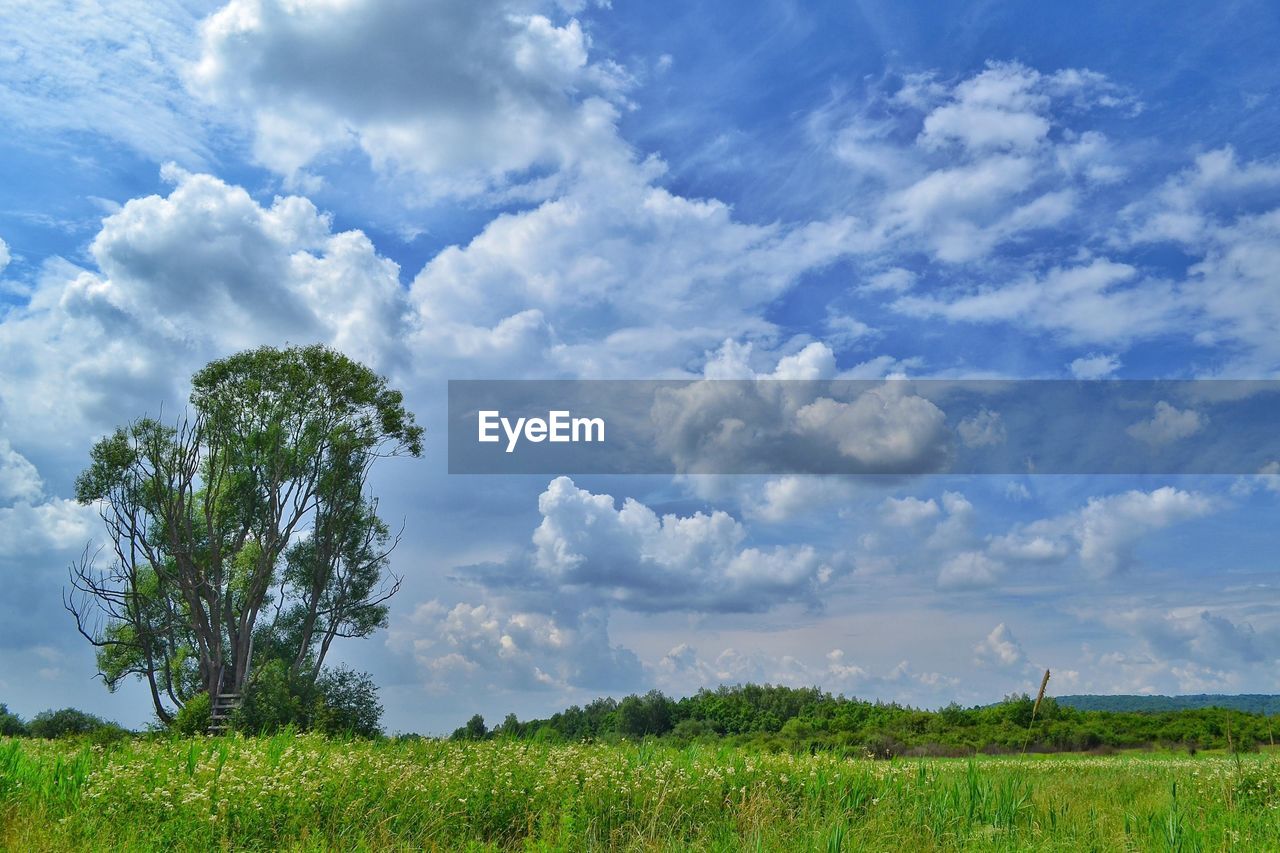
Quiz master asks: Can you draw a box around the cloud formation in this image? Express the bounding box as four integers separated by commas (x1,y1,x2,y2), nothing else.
464,476,836,613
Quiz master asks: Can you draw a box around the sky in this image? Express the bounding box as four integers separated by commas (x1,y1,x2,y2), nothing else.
1,0,1279,735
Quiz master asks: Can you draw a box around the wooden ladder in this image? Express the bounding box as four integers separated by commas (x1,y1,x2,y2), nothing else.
209,693,243,735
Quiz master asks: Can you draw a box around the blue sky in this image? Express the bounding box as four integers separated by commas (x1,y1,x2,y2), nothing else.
1,0,1279,734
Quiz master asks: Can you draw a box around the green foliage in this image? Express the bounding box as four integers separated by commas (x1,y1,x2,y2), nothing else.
68,343,419,728
458,684,1280,755
617,690,674,737
28,708,110,739
310,667,382,737
451,714,488,741
2,736,1279,850
0,705,26,737
235,660,304,735
233,660,383,737
170,692,211,738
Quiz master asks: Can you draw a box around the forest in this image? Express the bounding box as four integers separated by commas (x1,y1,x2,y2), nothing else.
453,684,1280,755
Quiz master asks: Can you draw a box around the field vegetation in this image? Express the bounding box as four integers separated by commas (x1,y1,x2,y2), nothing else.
1,733,1278,850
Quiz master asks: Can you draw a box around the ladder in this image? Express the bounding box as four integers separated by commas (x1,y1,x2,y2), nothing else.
209,693,243,735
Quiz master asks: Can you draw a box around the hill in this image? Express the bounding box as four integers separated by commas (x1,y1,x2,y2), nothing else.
1057,694,1280,714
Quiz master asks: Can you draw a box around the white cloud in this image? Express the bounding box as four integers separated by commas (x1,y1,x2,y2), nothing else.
1069,352,1121,379
408,161,861,377
793,386,950,470
745,476,859,523
192,0,631,197
0,497,96,558
465,476,836,613
0,238,10,275
973,623,1026,668
0,437,42,503
1004,482,1032,502
1103,606,1280,671
816,61,1133,264
938,550,1003,589
1126,401,1206,446
893,259,1183,345
391,599,642,692
989,486,1217,577
0,167,409,453
534,476,832,610
880,496,940,527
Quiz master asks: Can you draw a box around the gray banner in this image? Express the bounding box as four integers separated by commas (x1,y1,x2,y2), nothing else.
447,380,1280,475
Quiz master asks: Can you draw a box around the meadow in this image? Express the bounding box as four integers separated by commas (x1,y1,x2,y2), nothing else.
1,735,1278,851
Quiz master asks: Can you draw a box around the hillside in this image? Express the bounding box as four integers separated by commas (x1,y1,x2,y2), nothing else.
1057,694,1280,714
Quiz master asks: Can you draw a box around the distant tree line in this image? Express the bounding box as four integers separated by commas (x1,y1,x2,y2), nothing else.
0,703,129,745
452,684,1280,755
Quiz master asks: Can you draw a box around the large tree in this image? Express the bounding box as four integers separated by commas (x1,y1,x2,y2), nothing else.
66,345,422,724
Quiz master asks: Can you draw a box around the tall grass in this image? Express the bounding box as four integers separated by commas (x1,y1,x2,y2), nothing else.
1,734,1277,850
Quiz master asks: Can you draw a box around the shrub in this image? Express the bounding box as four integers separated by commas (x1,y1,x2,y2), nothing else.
312,667,382,738
29,708,108,739
89,723,131,747
171,692,212,737
235,660,303,734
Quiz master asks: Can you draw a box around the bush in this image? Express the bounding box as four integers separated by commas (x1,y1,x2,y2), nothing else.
235,660,303,734
233,661,384,737
171,692,212,737
670,718,716,741
29,708,109,739
88,724,131,747
312,667,382,738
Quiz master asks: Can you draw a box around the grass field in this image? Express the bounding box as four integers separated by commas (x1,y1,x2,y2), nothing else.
2,735,1278,851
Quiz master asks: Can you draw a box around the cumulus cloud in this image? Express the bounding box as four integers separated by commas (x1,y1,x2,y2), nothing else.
0,437,42,503
390,599,642,692
462,476,836,613
408,163,861,378
1097,607,1280,679
880,496,940,527
192,0,631,197
0,167,409,455
1126,401,1206,446
973,623,1026,668
744,476,860,523
646,379,952,476
987,486,1217,577
0,497,96,559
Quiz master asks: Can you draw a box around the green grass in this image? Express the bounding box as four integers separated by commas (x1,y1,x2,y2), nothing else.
1,735,1278,850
